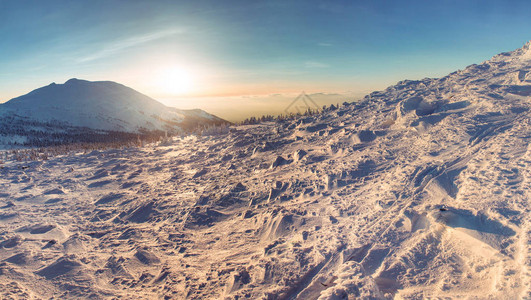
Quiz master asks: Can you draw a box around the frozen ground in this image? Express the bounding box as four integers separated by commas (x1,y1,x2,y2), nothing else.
0,43,530,299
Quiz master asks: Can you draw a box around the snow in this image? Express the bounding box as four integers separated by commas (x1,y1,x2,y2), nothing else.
0,78,224,135
0,43,529,299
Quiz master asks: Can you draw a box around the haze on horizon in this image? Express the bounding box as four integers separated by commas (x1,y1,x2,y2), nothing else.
1,0,531,121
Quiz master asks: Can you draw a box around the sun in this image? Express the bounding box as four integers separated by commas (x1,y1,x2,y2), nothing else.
155,67,194,95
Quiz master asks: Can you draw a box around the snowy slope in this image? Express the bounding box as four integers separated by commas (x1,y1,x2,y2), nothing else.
0,43,529,299
0,78,226,142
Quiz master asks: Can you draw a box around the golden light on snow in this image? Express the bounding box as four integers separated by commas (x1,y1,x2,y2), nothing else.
152,66,195,96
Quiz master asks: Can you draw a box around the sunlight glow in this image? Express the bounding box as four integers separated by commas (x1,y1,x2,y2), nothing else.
153,66,194,95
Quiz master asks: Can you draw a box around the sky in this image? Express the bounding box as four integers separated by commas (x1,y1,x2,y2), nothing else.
1,0,531,121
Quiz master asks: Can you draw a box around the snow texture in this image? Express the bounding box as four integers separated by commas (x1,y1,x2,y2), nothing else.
0,43,530,299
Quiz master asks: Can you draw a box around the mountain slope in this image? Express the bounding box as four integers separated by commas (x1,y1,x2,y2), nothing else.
0,43,529,299
0,78,227,146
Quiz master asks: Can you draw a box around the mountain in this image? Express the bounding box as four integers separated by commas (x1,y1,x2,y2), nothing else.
0,43,529,299
0,78,227,146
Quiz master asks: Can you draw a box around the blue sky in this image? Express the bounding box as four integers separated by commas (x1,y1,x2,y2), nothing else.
1,0,531,119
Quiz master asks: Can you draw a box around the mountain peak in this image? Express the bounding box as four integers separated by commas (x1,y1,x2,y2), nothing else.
64,78,87,85
1,79,226,136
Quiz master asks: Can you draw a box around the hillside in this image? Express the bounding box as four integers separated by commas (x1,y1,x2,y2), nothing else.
0,43,529,299
0,79,227,147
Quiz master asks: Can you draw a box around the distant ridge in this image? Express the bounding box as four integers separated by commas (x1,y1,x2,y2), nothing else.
0,79,228,146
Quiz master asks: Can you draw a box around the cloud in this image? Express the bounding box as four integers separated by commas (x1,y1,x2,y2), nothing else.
309,92,341,96
318,42,333,47
77,28,184,63
304,61,330,68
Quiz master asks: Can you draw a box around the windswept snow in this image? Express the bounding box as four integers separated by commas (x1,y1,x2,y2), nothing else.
0,43,530,299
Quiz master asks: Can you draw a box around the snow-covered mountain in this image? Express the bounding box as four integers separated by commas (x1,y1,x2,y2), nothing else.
0,78,227,146
0,43,529,299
